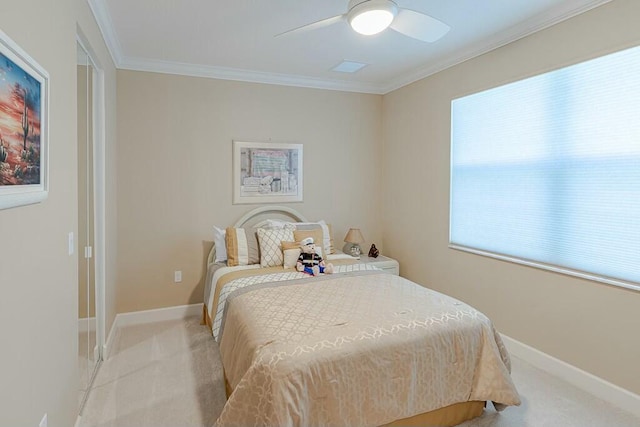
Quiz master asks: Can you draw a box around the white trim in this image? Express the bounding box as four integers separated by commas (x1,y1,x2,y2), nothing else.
78,317,96,333
76,31,109,367
115,303,203,328
382,0,612,93
118,56,384,94
86,0,611,95
87,0,123,67
102,315,118,360
103,304,203,359
501,334,640,418
450,245,640,293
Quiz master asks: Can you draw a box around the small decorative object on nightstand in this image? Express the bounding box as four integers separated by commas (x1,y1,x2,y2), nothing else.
343,228,365,259
368,244,379,258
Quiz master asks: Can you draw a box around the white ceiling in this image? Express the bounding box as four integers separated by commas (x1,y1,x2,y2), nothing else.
89,0,610,94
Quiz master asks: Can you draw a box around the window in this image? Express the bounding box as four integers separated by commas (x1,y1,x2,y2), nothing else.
450,45,640,291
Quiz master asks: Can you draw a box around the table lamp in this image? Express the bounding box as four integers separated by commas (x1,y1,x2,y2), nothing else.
343,228,365,258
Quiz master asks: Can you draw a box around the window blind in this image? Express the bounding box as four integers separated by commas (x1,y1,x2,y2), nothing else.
450,45,640,291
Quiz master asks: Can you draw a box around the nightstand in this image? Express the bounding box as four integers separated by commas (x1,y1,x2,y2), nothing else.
358,255,399,275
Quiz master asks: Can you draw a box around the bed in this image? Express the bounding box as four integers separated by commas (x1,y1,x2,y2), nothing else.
203,206,520,427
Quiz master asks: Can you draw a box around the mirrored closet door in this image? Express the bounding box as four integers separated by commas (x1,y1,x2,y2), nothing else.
77,41,100,411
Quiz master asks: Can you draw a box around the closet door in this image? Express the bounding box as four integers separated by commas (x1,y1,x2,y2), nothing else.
77,42,97,408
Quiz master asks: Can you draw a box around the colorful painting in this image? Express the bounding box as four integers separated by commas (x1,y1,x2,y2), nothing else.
233,141,303,204
0,29,48,210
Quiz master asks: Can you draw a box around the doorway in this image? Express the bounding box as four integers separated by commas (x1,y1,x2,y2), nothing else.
76,36,105,413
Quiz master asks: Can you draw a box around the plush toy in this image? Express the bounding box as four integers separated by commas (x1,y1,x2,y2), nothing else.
296,237,334,276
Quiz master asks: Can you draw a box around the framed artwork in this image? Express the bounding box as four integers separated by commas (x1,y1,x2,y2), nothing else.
233,141,303,204
0,29,49,210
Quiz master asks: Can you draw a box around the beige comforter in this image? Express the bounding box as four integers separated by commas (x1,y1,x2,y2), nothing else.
215,270,520,427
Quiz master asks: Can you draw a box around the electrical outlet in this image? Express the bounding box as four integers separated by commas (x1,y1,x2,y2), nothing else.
174,270,182,283
39,413,47,427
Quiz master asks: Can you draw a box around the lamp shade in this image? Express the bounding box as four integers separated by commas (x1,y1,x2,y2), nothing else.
344,228,365,244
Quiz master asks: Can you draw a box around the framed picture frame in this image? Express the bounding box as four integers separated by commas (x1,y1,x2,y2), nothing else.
0,29,49,210
233,141,303,204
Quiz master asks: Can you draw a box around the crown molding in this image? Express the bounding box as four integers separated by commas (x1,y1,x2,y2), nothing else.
381,0,612,94
88,0,611,95
87,0,123,67
118,56,386,94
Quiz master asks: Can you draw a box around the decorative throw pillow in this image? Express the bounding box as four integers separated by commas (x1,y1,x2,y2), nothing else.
281,241,301,269
257,227,294,267
225,227,260,266
293,229,325,259
295,221,333,255
213,226,227,263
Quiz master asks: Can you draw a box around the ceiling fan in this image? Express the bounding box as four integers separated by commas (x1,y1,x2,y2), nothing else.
276,0,450,43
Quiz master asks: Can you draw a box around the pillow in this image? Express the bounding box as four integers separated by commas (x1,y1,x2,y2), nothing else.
262,219,296,230
257,227,294,267
322,221,336,254
225,227,260,266
295,221,333,255
281,241,300,250
293,229,325,259
213,226,227,263
281,241,301,269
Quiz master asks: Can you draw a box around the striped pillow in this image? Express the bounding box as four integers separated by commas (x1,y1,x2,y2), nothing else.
225,227,260,266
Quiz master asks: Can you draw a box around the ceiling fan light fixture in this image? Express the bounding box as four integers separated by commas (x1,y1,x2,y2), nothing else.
348,0,398,36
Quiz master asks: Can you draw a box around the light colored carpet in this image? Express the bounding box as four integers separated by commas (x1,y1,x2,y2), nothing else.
79,329,98,408
78,316,640,427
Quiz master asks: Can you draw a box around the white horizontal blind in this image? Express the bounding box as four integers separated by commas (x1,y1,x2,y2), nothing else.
450,45,640,290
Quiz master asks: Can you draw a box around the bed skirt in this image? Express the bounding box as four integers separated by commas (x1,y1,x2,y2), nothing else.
222,371,484,427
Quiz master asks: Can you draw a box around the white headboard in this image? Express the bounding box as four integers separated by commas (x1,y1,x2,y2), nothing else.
208,206,308,266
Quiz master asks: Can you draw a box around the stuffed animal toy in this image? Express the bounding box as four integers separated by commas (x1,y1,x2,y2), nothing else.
296,237,334,276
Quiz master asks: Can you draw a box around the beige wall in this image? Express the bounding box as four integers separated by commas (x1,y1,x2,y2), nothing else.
0,0,116,425
382,0,640,395
116,70,382,313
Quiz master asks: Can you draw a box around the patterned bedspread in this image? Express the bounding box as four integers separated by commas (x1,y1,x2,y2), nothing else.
214,270,520,427
209,263,380,341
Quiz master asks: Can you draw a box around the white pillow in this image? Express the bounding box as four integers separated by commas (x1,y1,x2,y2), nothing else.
317,220,332,256
263,219,295,230
257,227,294,267
213,226,227,263
283,248,302,269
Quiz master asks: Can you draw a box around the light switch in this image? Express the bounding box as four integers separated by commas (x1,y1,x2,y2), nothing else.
68,232,74,255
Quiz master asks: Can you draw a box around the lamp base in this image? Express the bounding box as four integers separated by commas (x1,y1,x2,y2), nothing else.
343,243,361,259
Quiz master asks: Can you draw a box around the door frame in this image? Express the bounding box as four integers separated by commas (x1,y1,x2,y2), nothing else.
76,29,106,392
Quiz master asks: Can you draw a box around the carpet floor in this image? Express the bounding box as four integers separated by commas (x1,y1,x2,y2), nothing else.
78,316,640,427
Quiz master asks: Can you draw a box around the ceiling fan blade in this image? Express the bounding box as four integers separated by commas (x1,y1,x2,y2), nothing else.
275,14,345,38
390,8,450,42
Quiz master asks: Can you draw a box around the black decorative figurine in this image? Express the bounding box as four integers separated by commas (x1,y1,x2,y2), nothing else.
368,244,379,258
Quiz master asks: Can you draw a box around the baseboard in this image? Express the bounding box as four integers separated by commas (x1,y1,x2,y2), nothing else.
501,334,640,418
102,315,118,360
116,303,203,327
102,303,203,359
